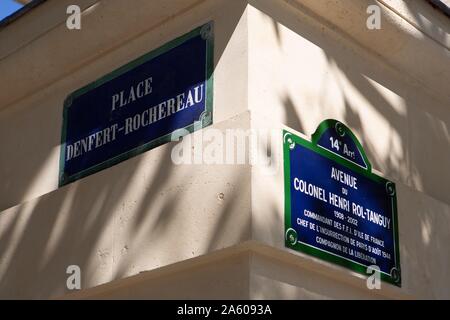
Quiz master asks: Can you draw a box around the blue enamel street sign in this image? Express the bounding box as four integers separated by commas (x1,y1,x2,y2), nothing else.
59,22,214,186
284,120,401,286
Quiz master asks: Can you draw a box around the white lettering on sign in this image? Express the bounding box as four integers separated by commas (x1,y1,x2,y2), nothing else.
65,84,205,162
328,192,350,212
66,124,119,161
331,166,358,190
293,178,327,203
291,174,392,231
111,77,153,111
123,84,204,135
329,137,356,160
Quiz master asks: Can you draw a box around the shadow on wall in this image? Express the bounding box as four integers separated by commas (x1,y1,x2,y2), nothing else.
258,0,450,203
0,1,251,299
417,0,450,38
0,0,449,299
254,0,450,298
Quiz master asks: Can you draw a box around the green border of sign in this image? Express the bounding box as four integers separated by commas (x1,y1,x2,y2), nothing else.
59,22,214,187
283,120,401,287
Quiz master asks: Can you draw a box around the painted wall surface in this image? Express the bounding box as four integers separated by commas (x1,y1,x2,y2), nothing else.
248,1,450,299
0,0,249,211
0,0,449,299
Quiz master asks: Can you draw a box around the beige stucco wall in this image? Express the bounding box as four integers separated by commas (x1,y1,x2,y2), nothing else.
247,1,450,298
0,0,249,211
0,0,449,299
62,247,387,299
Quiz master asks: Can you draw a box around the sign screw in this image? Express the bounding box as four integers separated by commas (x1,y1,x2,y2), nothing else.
335,122,346,137
386,182,396,196
287,137,295,150
391,267,400,283
285,228,298,245
200,23,213,40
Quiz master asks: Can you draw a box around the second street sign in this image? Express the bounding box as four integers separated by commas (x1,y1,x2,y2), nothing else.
284,120,401,286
